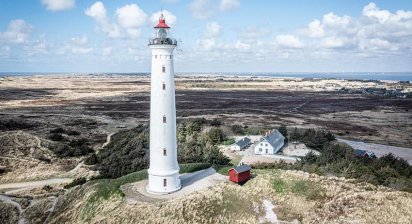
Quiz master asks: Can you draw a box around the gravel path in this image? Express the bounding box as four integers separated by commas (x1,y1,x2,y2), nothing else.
338,138,412,164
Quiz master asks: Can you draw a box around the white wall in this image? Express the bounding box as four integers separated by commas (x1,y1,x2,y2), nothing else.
147,44,181,194
254,140,275,155
231,145,240,151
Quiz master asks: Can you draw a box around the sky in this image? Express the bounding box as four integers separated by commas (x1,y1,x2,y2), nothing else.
0,0,411,73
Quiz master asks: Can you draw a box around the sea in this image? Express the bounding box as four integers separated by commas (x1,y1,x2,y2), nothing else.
0,72,411,82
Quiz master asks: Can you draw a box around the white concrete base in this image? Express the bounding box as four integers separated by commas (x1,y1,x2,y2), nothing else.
146,170,181,194
124,168,228,201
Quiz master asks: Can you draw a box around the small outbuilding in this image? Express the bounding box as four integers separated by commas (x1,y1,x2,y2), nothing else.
228,164,252,184
353,149,376,158
230,137,251,151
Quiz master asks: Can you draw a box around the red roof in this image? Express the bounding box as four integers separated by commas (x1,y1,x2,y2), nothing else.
154,14,170,29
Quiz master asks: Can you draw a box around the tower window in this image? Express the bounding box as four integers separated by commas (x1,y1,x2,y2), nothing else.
163,116,166,123
163,178,167,187
163,148,167,156
162,83,166,90
162,65,166,73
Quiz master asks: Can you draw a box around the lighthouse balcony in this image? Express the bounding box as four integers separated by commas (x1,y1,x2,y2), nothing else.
149,37,177,46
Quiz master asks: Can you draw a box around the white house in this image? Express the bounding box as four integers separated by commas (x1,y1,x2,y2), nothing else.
254,129,285,155
230,137,251,151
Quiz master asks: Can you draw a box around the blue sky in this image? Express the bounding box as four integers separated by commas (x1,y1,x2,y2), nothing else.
0,0,411,73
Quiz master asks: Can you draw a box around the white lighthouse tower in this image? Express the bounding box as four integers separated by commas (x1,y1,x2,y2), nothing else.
147,14,181,194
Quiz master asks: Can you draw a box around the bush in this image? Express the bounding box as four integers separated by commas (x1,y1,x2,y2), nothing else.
51,139,93,158
231,125,244,135
48,133,64,141
245,127,262,135
210,118,222,126
179,163,211,173
50,127,65,134
66,130,80,136
84,153,98,165
96,125,149,178
64,177,87,189
221,138,236,145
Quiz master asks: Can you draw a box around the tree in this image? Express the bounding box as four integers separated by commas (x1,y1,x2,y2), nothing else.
210,118,222,126
231,124,244,135
206,128,225,144
278,125,288,142
289,127,302,142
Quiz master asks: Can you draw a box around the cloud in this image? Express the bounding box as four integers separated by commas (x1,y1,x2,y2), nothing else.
0,19,32,44
57,35,93,55
151,10,177,27
116,4,147,39
41,0,75,11
116,4,147,28
197,38,217,51
189,0,214,19
102,47,112,57
85,1,120,38
275,34,304,48
219,0,240,11
0,46,11,58
206,22,221,37
241,27,271,39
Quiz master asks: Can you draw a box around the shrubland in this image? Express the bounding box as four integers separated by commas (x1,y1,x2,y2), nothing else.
88,119,230,179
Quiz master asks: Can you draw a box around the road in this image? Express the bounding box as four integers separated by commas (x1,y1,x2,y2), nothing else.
338,138,412,165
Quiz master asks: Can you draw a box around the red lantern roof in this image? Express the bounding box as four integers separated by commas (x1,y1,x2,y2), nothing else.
154,14,170,29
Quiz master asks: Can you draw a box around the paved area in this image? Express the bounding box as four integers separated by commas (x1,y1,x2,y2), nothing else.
282,143,320,157
122,167,228,203
338,138,412,165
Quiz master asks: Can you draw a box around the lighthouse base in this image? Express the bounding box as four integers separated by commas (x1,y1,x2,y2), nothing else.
146,169,181,194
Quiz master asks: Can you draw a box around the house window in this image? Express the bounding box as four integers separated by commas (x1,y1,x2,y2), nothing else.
170,55,173,59
259,148,262,152
162,65,166,73
265,149,268,154
265,143,268,146
155,55,157,59
163,116,166,123
163,178,167,187
162,83,166,90
163,148,167,156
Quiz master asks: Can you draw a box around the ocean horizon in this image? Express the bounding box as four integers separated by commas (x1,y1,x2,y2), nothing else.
0,72,411,82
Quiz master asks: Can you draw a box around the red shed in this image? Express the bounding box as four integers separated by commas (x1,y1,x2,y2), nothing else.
228,165,251,184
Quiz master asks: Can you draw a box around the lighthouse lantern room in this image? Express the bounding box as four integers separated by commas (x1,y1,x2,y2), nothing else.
146,14,181,194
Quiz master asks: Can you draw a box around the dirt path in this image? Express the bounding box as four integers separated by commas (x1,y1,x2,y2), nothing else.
0,178,73,194
0,195,25,224
338,138,412,164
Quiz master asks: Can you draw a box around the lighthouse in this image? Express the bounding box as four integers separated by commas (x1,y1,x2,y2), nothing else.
147,14,181,194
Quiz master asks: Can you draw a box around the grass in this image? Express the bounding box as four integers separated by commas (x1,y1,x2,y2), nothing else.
87,163,212,204
81,163,225,221
214,165,231,175
180,163,211,174
271,177,326,201
272,179,287,193
221,138,236,145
